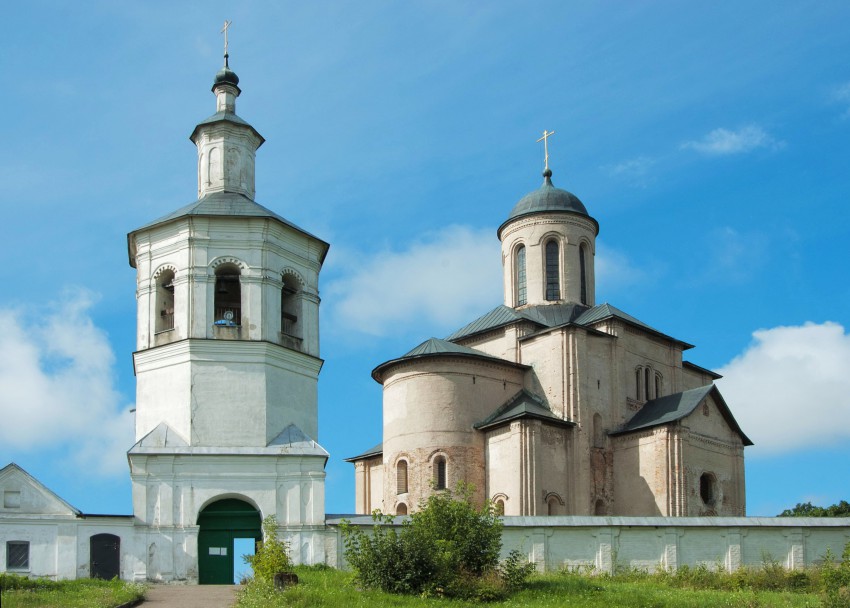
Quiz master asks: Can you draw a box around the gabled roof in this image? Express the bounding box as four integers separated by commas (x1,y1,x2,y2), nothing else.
0,462,81,517
474,389,575,431
574,303,693,348
611,385,753,445
371,337,528,383
127,191,330,266
445,303,588,341
683,360,723,380
444,301,691,348
344,441,383,463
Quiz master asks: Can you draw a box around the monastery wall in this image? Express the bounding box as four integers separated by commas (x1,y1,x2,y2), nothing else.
329,516,850,574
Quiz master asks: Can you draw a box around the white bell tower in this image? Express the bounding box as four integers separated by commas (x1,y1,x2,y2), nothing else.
126,46,331,581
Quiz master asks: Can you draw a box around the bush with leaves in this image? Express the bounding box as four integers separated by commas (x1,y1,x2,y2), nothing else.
244,515,293,583
341,483,531,599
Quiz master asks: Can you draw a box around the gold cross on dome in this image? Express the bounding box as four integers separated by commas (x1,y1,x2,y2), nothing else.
221,20,232,60
536,129,556,171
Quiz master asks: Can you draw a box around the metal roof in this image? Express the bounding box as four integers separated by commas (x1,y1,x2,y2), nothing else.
497,170,598,238
444,301,687,348
344,441,383,462
611,384,753,445
189,110,264,145
371,337,527,383
127,191,330,266
474,389,575,431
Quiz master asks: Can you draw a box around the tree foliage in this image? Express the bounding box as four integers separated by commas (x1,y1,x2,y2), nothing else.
244,515,293,583
341,483,532,600
778,500,850,517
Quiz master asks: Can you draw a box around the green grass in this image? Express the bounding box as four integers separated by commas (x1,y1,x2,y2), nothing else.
0,574,146,608
235,565,826,608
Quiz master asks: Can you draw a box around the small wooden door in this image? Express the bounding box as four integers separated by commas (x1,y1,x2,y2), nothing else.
90,533,121,579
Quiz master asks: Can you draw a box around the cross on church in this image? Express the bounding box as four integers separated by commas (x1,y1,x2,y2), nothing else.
536,129,556,171
221,20,232,64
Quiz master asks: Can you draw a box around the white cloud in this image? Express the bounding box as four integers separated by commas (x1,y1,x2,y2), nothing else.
831,82,850,119
602,156,656,187
0,291,134,476
595,243,647,296
716,322,850,454
681,125,783,156
325,225,502,337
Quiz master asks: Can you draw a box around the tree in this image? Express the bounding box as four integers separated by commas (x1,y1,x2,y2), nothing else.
778,501,850,517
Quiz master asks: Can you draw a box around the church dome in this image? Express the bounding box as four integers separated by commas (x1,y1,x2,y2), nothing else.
509,169,588,219
213,65,240,89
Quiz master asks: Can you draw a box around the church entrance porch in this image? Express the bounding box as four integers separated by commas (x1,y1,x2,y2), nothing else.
197,498,261,585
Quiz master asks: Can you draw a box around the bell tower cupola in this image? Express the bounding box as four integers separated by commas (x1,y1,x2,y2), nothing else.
190,47,264,200
498,132,599,309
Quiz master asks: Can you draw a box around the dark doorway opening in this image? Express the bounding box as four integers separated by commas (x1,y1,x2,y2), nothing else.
90,533,120,580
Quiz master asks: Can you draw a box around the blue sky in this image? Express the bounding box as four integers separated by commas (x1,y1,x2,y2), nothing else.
1,1,849,517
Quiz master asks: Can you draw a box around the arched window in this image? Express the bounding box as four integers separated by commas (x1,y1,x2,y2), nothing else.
516,245,527,306
396,460,408,494
545,240,560,301
155,269,175,333
645,367,652,400
655,373,662,399
579,243,588,305
700,473,717,506
280,273,301,346
214,264,241,326
433,455,447,490
494,499,505,516
396,503,408,516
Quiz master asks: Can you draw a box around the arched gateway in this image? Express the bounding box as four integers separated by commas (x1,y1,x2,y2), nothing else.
197,498,261,585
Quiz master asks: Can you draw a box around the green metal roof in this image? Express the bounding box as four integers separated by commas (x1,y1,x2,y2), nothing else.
445,302,691,348
127,191,330,266
497,169,598,239
344,441,383,462
189,110,264,145
474,389,575,431
445,303,588,341
611,385,753,445
371,337,527,383
574,303,693,348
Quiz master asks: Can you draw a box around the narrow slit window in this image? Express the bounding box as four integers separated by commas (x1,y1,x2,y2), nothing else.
545,241,560,301
396,460,408,494
434,456,447,490
645,367,652,400
516,245,527,306
579,244,588,305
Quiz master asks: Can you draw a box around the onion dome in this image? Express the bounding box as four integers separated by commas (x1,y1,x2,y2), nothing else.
497,168,595,238
212,55,240,93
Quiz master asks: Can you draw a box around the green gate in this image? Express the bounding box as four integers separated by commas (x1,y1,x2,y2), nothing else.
197,498,261,584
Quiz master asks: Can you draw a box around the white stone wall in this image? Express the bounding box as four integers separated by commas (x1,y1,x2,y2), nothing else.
329,516,850,574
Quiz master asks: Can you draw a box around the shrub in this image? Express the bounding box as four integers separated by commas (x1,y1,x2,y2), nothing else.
244,515,293,583
500,548,537,591
341,483,529,600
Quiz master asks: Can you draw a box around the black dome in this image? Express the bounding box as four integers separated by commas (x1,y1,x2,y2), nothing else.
213,65,240,89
